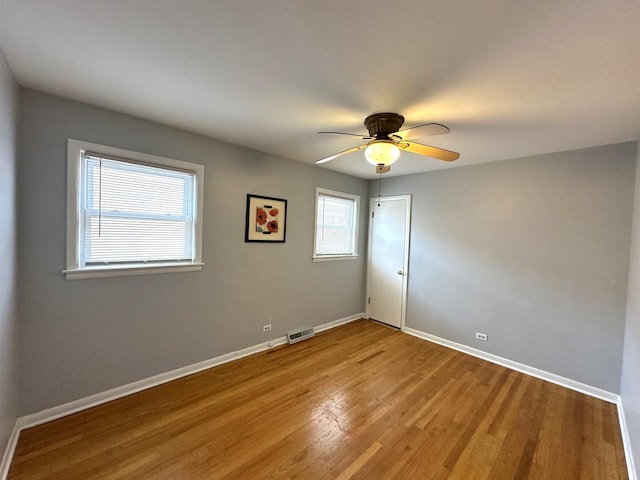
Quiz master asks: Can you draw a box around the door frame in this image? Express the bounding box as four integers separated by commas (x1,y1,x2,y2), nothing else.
365,194,412,331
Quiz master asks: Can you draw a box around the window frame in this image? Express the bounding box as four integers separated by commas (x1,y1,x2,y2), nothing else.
65,139,205,280
312,187,359,262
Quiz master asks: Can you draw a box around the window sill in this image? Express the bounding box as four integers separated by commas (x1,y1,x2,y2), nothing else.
312,255,358,263
63,262,205,280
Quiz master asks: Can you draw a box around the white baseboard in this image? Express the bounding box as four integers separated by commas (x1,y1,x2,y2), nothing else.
403,326,619,403
0,313,363,479
0,424,20,480
618,401,638,480
314,313,362,333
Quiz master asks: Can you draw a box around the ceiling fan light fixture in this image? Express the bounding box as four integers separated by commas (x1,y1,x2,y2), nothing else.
365,140,400,166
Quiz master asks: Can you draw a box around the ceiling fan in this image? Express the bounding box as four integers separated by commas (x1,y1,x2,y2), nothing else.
316,112,459,173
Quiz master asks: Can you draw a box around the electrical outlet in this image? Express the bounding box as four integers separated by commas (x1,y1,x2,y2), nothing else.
263,324,272,332
476,332,488,341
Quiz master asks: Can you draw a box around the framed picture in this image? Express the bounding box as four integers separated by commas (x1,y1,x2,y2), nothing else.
245,194,287,242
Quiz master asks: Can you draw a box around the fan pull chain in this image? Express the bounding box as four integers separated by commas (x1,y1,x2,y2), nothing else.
377,172,382,206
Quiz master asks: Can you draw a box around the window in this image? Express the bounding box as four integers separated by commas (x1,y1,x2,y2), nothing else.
313,188,359,261
65,139,204,279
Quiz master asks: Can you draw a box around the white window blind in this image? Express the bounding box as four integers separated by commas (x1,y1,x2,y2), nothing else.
81,153,196,266
315,190,358,256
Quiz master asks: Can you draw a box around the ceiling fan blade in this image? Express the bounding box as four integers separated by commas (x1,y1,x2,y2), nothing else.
396,122,450,138
318,131,372,140
398,141,460,162
315,144,366,164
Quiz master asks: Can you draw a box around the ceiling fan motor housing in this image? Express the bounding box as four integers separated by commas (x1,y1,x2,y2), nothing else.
364,112,405,138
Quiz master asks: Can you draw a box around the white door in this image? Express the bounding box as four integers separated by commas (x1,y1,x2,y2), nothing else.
366,195,411,329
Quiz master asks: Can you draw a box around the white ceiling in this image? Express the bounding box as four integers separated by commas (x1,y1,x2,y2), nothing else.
1,0,639,179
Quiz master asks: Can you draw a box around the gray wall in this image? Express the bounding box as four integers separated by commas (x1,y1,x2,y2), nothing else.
621,141,640,475
370,144,636,392
0,48,19,455
17,90,368,415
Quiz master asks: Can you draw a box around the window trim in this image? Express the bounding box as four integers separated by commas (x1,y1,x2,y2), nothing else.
312,187,359,262
65,139,205,280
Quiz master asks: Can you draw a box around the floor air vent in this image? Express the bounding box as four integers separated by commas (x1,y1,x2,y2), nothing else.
287,327,315,344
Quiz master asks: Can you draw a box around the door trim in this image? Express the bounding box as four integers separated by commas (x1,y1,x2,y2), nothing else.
365,194,412,331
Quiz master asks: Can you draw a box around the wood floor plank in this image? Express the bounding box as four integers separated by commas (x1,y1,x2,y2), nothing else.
8,320,628,479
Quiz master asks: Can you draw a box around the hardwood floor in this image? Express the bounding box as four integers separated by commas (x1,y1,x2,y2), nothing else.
8,320,628,479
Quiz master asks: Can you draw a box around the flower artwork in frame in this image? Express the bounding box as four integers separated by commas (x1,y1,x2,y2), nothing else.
245,194,287,242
